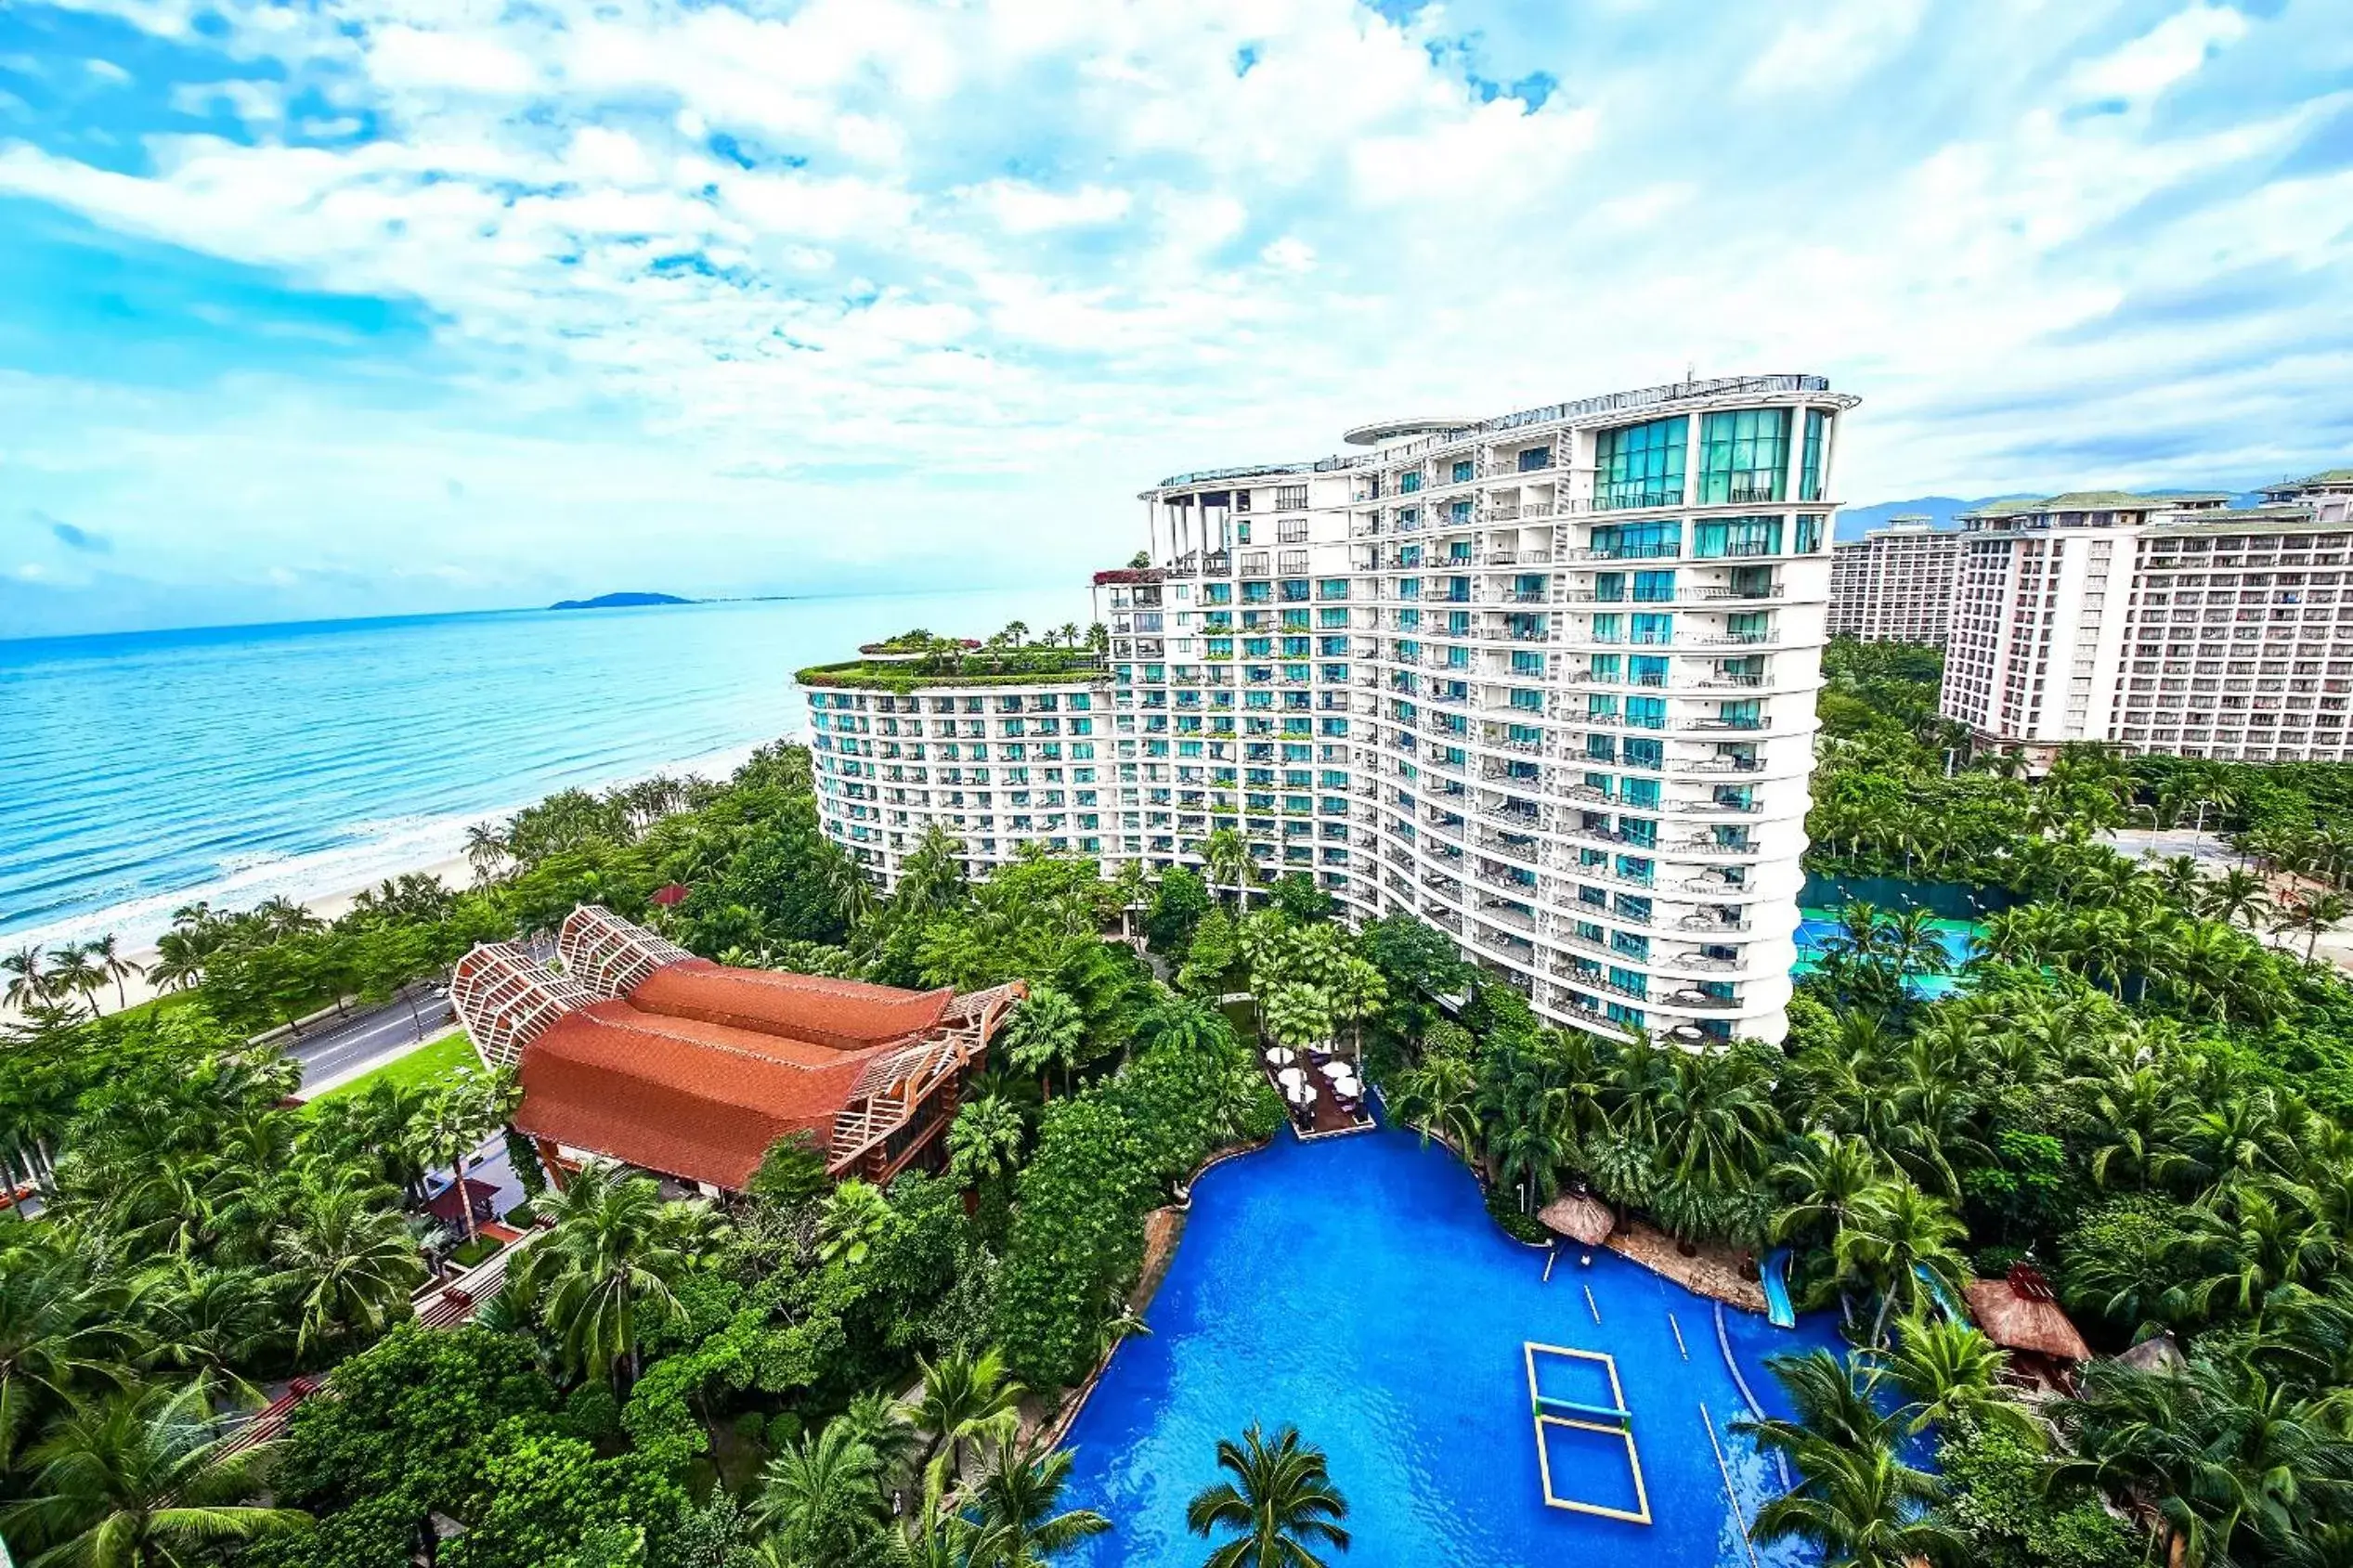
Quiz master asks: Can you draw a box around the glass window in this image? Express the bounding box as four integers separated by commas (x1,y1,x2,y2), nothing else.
1592,416,1687,510
1698,408,1791,504
1451,460,1474,483
1800,409,1826,501
1592,522,1681,559
1632,571,1676,603
1693,517,1783,559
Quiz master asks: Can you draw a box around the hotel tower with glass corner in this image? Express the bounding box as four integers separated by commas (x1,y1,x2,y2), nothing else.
810,374,1853,1048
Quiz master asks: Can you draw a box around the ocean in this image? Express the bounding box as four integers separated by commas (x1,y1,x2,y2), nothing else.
0,589,1085,950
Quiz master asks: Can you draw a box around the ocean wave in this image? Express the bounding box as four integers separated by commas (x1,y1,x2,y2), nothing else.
6,732,793,953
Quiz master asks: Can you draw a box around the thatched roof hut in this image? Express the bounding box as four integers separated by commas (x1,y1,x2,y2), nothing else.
1537,1193,1615,1246
1963,1263,2091,1363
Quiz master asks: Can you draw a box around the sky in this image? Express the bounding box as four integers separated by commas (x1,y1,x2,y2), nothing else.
0,0,2348,639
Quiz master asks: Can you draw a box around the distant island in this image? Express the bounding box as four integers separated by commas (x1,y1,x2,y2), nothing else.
548,591,696,610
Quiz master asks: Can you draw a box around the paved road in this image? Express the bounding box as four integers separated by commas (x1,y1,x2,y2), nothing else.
290,986,458,1090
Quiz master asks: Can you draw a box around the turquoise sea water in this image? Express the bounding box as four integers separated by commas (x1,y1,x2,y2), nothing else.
0,590,1082,948
1060,1126,1843,1568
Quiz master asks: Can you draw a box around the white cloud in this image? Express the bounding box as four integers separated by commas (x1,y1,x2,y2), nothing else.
365,23,538,95
2071,3,2249,102
3,0,2346,632
963,179,1134,235
1741,0,1929,96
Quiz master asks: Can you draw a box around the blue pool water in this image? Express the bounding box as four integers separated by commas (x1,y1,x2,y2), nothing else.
1059,1128,1845,1568
1792,909,1975,999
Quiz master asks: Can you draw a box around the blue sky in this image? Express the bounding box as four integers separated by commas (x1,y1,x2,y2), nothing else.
1,0,2348,637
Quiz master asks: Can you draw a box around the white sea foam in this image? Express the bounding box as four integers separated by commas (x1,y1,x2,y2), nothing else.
11,732,799,954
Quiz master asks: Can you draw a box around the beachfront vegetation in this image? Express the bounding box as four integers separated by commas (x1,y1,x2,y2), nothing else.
797,621,1112,693
14,635,2353,1563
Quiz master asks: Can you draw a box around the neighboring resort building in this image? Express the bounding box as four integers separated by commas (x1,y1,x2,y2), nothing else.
449,904,1023,1193
1826,518,1962,644
809,373,1856,1049
1938,470,2353,769
802,645,1114,884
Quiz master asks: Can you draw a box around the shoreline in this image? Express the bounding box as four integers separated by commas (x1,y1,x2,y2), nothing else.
0,850,481,1024
3,732,797,966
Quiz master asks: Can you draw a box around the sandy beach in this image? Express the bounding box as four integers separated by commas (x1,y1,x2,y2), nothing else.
2,851,479,1024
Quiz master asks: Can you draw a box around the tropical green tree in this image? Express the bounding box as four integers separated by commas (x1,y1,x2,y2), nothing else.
272,1176,426,1355
903,1346,1023,1487
1185,1420,1351,1568
816,1180,900,1269
0,1378,306,1567
1002,986,1087,1097
752,1419,886,1567
965,1438,1111,1568
507,1161,708,1385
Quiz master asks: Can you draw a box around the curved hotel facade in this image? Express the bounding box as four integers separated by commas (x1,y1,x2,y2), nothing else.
811,375,1852,1047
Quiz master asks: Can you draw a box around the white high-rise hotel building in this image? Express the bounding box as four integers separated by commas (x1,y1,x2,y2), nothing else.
1938,470,2353,768
812,375,1853,1047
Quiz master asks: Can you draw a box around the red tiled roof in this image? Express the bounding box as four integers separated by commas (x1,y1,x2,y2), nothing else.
514,999,878,1190
627,959,954,1053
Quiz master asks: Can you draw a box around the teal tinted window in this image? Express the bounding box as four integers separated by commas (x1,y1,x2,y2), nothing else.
1693,517,1783,558
1800,409,1826,501
1451,460,1474,483
1591,613,1623,642
1632,571,1675,603
1698,408,1790,503
1592,522,1680,559
1592,416,1686,509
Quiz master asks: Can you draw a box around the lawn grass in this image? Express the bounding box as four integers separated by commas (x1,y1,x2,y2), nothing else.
308,1029,479,1103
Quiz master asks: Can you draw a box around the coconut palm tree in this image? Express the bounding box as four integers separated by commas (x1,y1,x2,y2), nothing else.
1389,1055,1478,1156
81,935,143,1013
0,1378,306,1567
271,1176,426,1355
2200,866,2273,928
1831,1181,1970,1346
946,1097,1026,1206
1324,957,1386,1067
2273,889,2350,961
0,1238,138,1469
508,1160,708,1385
753,1419,885,1566
46,945,105,1018
1879,1314,2035,1439
2,944,48,1009
413,1079,498,1245
1748,1438,1961,1568
1186,1420,1351,1568
904,1346,1023,1487
966,1437,1111,1567
1201,827,1260,909
1001,986,1087,1097
1261,983,1334,1056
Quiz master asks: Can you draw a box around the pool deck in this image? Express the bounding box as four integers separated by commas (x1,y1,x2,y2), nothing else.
1607,1220,1768,1316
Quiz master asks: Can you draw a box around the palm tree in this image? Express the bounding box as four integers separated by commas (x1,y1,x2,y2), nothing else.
0,1378,306,1567
1201,827,1260,910
0,1238,138,1469
82,935,143,1013
946,1097,1026,1206
414,1079,497,1245
2200,866,2273,928
272,1177,426,1355
966,1438,1111,1567
753,1419,885,1566
904,1346,1023,1487
2,944,48,1009
815,1180,897,1269
1748,1439,1961,1568
1879,1314,2035,1439
1325,957,1386,1066
1831,1181,1970,1346
509,1160,706,1385
1186,1420,1351,1568
46,945,105,1018
1002,985,1086,1097
2273,889,2349,960
1388,1055,1478,1157
463,823,510,883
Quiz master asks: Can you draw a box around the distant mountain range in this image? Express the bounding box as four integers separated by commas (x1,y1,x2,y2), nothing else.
548,591,696,610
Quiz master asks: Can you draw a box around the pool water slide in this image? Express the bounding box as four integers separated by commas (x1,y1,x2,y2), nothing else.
1759,1248,1797,1329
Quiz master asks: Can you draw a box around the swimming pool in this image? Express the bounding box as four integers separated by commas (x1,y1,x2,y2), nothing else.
1792,908,1976,999
1057,1128,1844,1567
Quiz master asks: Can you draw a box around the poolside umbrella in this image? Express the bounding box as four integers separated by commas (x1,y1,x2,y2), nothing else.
1537,1194,1615,1247
1265,1047,1295,1067
1319,1060,1349,1079
1278,1067,1306,1091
